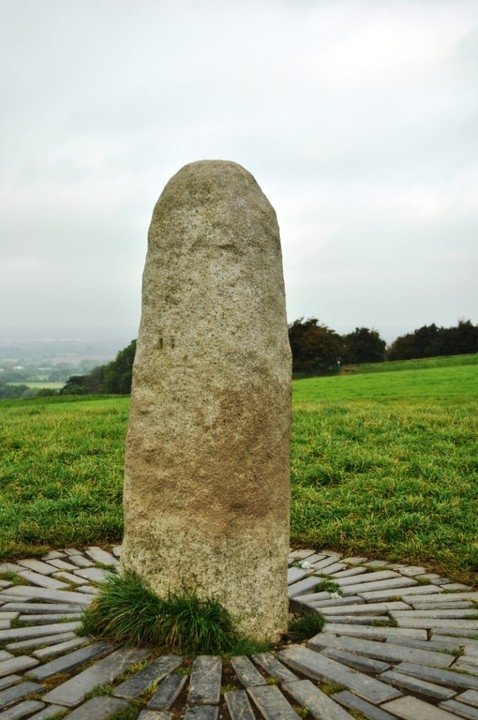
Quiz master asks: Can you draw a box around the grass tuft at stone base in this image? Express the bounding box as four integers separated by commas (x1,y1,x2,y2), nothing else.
80,572,271,656
287,612,325,642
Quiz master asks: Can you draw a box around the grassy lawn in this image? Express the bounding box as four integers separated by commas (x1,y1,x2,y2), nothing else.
1,355,477,584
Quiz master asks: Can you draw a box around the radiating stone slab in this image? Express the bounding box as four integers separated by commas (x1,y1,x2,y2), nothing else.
410,601,474,610
84,547,119,567
402,591,478,604
33,636,89,659
332,690,398,720
380,670,456,701
18,572,68,590
395,662,478,690
66,556,94,569
188,656,221,705
27,705,68,719
282,679,354,719
393,609,478,618
18,614,81,624
43,551,66,560
279,646,401,705
183,707,219,720
0,681,43,710
17,560,57,576
113,655,182,700
45,559,80,572
331,568,368,579
287,568,311,585
248,684,300,720
28,640,113,679
0,622,81,643
147,673,187,710
0,565,24,574
0,656,39,678
288,577,321,598
289,550,316,560
1,586,91,606
320,601,410,616
439,699,478,719
252,653,297,683
335,571,400,587
0,657,11,665
340,578,417,596
51,572,88,586
321,623,427,640
231,656,266,687
381,695,462,719
456,690,478,707
309,633,454,667
1,603,82,615
73,568,112,583
395,619,478,630
0,700,45,719
360,585,444,602
0,678,20,694
225,690,256,720
5,632,78,652
138,712,173,720
322,648,390,674
42,648,150,707
63,696,129,720
312,557,344,572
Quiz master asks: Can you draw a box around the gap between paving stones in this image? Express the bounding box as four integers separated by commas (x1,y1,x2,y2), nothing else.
0,545,477,720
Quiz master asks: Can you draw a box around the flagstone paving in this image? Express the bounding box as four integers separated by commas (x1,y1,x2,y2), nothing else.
0,547,477,719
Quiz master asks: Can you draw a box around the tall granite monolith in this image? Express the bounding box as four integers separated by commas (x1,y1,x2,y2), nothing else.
121,160,291,641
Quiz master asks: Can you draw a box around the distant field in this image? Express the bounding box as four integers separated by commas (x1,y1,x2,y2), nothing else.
1,355,477,584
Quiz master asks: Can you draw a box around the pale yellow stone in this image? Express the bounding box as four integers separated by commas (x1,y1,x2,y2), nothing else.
122,160,291,641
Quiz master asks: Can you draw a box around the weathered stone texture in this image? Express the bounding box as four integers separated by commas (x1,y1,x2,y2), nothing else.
122,160,291,641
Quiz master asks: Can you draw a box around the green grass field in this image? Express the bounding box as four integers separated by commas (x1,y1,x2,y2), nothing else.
1,354,477,584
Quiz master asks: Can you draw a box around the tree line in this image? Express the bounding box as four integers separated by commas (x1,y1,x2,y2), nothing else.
58,318,477,395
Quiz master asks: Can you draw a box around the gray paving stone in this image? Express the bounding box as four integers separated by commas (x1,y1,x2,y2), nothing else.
332,690,398,720
279,646,401,705
0,681,43,710
73,568,112,583
28,640,113,679
112,546,122,558
384,635,463,653
320,601,410,615
360,585,444,602
381,695,462,719
63,696,129,720
380,669,456,700
0,622,81,643
231,656,266,687
340,578,417,596
1,586,92,606
287,568,311,585
432,628,478,638
183,706,218,720
76,586,98,595
45,559,82,572
43,647,150,707
0,658,10,665
288,577,322,598
18,572,68,590
225,690,256,720
411,601,475,610
439,699,478,719
5,632,78,652
66,556,94,569
113,655,182,700
248,684,300,720
42,551,66,560
395,618,478,630
0,566,23,575
0,656,39,678
147,673,187,710
312,557,345,572
318,614,382,625
365,560,389,569
309,633,454,667
399,566,427,577
18,613,81,624
51,572,88,586
315,562,346,575
282,679,354,719
321,623,427,640
1,603,82,614
32,636,89,659
444,584,473,591
395,661,478,690
138,713,173,720
330,567,368,578
0,584,11,591
403,591,478,603
84,547,118,567
322,648,390,674
188,656,221,705
335,571,400,587
454,661,478,675
63,549,82,556
0,700,45,720
27,705,68,719
289,550,316,560
457,690,478,707
0,679,20,694
252,653,297,683
341,557,368,565
17,560,57,576
307,596,365,609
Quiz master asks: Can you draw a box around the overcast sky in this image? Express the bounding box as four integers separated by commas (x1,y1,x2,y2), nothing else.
1,0,477,345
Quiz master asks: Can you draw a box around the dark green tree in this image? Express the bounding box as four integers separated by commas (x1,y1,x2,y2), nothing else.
342,327,386,364
288,318,344,375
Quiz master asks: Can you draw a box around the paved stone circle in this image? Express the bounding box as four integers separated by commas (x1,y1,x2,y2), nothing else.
0,545,477,720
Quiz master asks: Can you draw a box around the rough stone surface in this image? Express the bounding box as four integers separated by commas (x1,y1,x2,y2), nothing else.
121,160,291,641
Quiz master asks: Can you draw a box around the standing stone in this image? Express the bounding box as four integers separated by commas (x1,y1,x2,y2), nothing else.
122,160,291,641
